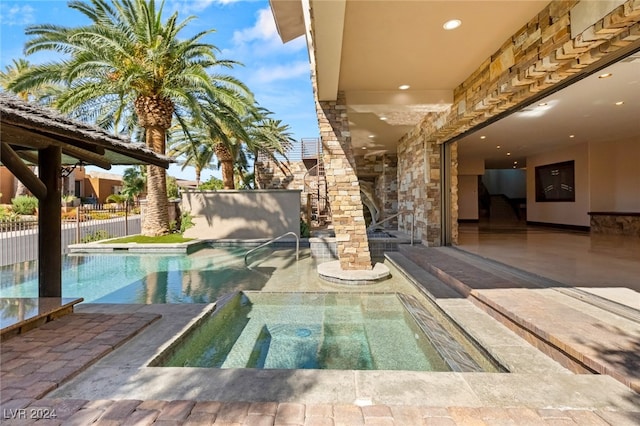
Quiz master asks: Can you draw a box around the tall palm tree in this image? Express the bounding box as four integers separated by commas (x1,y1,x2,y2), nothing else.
8,0,251,235
209,106,294,190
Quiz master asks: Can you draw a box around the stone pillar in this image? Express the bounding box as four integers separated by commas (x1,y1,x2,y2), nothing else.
317,92,373,270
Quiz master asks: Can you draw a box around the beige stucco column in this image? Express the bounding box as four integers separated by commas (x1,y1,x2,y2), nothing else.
317,92,373,270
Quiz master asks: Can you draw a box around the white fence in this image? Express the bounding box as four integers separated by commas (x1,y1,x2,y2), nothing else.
0,206,141,267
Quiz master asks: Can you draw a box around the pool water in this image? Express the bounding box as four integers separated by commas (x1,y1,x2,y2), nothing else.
152,292,459,371
0,247,271,303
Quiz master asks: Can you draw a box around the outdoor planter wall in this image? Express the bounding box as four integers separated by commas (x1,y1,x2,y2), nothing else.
181,189,301,240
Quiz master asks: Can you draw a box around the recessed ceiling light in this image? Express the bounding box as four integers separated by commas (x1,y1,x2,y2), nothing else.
443,19,462,30
380,116,388,121
368,135,375,138
361,147,367,150
569,134,575,138
507,152,511,156
598,73,613,79
514,161,518,164
398,84,410,90
480,135,486,139
615,101,624,106
496,145,501,149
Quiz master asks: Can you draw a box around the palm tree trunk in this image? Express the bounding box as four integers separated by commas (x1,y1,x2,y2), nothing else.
142,126,170,236
214,143,235,190
221,160,235,189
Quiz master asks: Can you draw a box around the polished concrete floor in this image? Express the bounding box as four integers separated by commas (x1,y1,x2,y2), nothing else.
456,221,640,308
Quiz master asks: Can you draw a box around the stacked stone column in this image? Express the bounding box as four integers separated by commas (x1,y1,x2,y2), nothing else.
317,92,373,270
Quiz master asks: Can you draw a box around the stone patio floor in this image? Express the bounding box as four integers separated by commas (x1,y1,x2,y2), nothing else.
2,305,639,425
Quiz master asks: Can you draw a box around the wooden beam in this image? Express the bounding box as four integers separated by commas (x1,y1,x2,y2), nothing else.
60,145,112,170
16,150,39,165
0,142,47,200
38,146,62,298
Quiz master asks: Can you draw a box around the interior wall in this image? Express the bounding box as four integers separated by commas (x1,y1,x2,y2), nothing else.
458,175,478,220
526,143,590,227
483,169,527,198
589,138,640,212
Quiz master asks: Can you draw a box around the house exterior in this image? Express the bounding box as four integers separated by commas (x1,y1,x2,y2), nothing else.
267,0,640,269
0,166,124,205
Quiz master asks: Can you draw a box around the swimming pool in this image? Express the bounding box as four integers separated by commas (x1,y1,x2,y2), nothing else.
0,247,272,303
151,291,494,372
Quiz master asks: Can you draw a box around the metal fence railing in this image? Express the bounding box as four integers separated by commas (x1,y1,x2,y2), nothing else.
0,205,141,267
256,138,321,163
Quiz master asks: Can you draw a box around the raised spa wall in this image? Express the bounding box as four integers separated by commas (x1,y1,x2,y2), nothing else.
180,189,301,240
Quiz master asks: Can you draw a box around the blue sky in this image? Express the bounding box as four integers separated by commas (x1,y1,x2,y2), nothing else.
0,0,319,181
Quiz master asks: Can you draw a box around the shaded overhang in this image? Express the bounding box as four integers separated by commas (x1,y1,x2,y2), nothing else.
269,0,305,43
271,0,551,154
0,92,172,171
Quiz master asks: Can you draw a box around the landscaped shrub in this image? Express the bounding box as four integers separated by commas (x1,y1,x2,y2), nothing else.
11,195,38,215
61,209,77,221
180,211,194,233
300,218,310,238
81,230,112,243
0,205,19,221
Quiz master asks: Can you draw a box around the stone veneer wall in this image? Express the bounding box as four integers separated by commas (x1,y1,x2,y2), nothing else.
398,0,640,246
317,92,373,270
590,213,640,237
398,129,443,246
355,154,399,229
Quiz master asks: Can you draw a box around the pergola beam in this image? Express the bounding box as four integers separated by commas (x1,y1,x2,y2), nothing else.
0,142,47,200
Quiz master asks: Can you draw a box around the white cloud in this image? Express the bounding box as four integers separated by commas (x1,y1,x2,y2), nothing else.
0,4,35,26
232,7,278,45
231,7,305,54
252,60,310,84
167,0,242,15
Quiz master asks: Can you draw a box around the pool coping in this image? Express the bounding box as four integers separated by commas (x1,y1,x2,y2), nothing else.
45,303,640,411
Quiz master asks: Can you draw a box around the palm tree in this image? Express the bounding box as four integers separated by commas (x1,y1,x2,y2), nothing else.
8,0,251,236
168,125,215,187
121,166,146,205
208,106,294,190
249,117,295,188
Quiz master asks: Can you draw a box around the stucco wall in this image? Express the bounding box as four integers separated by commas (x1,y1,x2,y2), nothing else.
180,190,301,240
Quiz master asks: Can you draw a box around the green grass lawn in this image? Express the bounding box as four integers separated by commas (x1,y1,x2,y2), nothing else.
102,234,194,244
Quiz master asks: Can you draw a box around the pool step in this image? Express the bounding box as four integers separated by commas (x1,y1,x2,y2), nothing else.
389,245,640,392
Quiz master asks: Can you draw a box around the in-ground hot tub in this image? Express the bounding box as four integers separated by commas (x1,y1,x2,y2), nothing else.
150,292,502,372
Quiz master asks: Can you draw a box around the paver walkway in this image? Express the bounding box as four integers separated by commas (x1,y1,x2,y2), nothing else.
1,308,639,424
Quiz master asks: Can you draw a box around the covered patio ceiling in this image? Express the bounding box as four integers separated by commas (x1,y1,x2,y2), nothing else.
271,0,640,168
272,0,550,153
